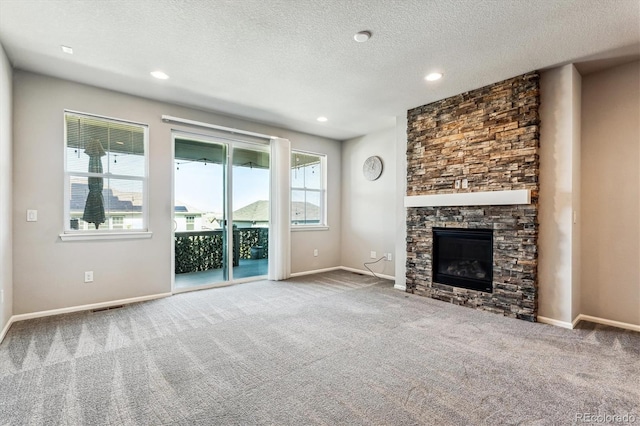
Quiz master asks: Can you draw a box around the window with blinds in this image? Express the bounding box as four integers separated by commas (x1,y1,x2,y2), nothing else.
64,111,148,232
291,151,326,227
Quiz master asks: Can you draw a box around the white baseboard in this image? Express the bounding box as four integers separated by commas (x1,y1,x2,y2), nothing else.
339,266,395,281
1,293,170,345
572,315,582,329
290,267,341,278
574,314,640,332
394,283,407,291
10,292,172,324
291,266,394,281
0,316,15,344
3,286,636,347
536,316,574,329
537,314,640,332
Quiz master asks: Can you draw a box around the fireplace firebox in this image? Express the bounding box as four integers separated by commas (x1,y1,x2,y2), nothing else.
432,228,493,293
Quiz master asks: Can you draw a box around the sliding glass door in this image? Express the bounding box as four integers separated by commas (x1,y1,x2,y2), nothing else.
232,143,270,279
173,136,228,290
173,133,269,291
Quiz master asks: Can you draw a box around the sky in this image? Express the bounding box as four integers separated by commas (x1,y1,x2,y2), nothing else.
175,161,270,213
174,154,320,213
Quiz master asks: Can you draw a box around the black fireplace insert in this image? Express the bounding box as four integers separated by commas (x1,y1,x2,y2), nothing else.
432,227,493,293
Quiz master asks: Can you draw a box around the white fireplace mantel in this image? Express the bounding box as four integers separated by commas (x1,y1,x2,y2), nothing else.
404,189,531,208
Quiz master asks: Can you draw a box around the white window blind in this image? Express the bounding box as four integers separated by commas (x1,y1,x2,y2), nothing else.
64,111,148,233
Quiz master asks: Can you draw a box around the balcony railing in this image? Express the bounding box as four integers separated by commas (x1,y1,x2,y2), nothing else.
175,227,269,274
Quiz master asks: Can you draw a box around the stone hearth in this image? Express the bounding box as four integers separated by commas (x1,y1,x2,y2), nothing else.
405,72,540,321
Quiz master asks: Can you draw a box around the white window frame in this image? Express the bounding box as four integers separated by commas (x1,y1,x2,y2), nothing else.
60,110,151,241
291,150,327,230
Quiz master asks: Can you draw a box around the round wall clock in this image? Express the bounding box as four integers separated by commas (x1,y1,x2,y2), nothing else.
363,155,383,181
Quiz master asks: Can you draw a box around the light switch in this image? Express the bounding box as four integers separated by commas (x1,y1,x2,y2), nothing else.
27,210,38,222
454,180,461,189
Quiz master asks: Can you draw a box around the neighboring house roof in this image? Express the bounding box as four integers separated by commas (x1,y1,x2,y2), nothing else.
174,200,204,214
233,200,320,222
111,188,143,206
70,183,142,212
233,200,269,222
292,201,320,221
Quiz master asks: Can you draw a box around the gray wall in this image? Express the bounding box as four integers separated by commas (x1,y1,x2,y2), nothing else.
581,60,640,325
10,62,638,327
12,71,341,315
290,133,342,274
341,125,396,276
0,44,13,331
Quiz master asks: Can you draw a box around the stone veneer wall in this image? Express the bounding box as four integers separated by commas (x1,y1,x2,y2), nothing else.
406,72,540,321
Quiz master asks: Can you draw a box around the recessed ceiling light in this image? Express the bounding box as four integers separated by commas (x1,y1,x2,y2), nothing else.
60,45,73,55
150,70,169,80
317,116,328,122
354,31,371,43
425,72,443,81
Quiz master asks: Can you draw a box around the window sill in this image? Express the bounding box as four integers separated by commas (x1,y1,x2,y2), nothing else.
291,226,329,232
59,231,153,241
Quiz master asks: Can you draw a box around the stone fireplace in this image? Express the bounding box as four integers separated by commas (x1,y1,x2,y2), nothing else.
405,72,539,322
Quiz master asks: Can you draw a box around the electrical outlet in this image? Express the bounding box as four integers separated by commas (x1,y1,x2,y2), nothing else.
462,178,468,189
313,249,318,257
386,253,393,261
84,271,94,283
370,251,377,259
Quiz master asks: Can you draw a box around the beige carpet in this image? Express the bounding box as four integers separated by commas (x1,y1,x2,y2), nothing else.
0,270,638,425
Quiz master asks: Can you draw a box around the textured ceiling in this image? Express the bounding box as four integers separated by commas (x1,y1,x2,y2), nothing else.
0,0,638,140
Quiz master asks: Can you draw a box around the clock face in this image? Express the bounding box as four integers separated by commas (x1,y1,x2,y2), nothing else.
363,156,383,181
